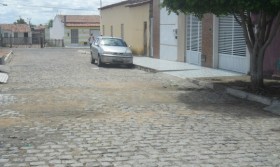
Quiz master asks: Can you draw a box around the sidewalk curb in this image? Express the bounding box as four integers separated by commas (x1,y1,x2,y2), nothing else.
134,65,157,73
0,50,13,65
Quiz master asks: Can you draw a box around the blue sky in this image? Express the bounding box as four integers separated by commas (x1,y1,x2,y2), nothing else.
0,0,123,25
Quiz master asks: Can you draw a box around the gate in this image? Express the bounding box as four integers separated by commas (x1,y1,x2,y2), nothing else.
218,15,248,73
186,15,202,66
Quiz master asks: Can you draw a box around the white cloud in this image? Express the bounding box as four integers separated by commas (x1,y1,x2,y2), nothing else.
0,0,123,25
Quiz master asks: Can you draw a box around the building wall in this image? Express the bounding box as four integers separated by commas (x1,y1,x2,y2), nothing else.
2,31,31,38
64,27,100,46
101,3,150,55
50,16,64,40
264,23,280,76
160,5,178,61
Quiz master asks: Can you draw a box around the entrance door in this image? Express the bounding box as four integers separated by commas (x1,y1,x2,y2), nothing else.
71,29,79,44
186,15,202,65
218,15,248,73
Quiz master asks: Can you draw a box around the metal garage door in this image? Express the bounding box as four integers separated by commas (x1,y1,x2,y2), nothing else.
186,15,202,65
218,15,248,73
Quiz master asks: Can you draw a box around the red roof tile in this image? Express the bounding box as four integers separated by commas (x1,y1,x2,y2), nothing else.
0,24,31,32
57,15,100,27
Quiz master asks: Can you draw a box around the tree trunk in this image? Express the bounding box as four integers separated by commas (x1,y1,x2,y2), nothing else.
250,47,265,91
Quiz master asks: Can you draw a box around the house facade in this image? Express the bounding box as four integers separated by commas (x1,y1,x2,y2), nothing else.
153,1,249,74
50,15,100,46
100,0,151,55
152,0,280,76
0,24,32,46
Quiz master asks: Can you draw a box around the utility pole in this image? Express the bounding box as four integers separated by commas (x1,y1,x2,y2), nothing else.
100,0,102,35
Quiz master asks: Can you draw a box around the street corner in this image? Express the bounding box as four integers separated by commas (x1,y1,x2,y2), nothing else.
0,49,13,65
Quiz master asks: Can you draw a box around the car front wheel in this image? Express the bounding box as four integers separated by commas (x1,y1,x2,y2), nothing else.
91,57,95,64
90,52,95,64
97,56,103,67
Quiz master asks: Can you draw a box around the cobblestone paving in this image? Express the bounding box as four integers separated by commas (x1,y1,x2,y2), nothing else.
0,48,279,167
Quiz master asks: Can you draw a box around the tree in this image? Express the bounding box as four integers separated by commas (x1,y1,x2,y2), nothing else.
48,19,53,28
162,0,280,91
14,18,27,24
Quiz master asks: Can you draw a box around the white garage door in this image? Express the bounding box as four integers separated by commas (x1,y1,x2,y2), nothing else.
218,15,248,73
186,15,202,66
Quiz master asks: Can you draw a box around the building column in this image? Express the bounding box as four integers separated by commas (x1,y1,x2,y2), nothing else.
152,0,160,59
177,13,186,62
201,14,214,68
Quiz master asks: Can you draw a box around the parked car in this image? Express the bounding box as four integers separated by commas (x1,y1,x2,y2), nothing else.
90,36,133,67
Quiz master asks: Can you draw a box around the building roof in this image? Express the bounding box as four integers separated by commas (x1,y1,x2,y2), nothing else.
100,1,129,10
0,24,31,32
100,0,151,10
57,15,100,27
126,0,151,7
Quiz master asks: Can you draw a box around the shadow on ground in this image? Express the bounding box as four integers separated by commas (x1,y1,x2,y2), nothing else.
176,86,279,118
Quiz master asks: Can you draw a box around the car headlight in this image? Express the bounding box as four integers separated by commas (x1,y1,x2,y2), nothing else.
102,51,111,55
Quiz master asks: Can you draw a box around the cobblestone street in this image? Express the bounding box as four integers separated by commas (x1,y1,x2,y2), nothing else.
0,48,279,167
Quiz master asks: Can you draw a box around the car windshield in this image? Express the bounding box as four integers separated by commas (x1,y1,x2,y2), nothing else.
100,38,127,47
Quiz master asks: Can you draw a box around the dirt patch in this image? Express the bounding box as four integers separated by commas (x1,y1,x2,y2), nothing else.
0,118,22,127
200,75,280,98
0,49,10,58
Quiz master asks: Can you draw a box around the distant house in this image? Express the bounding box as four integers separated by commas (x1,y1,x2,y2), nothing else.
0,24,32,46
50,15,100,46
100,0,152,55
32,25,46,45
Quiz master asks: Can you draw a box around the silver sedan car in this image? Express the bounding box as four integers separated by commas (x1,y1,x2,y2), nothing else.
90,36,133,67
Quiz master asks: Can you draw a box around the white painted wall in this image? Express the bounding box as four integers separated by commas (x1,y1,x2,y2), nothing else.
160,4,178,61
50,16,64,39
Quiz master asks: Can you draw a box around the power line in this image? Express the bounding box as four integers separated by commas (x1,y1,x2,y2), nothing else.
0,1,97,11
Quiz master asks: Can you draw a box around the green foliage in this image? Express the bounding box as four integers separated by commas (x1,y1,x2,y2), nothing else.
48,19,53,28
162,0,280,17
14,18,27,24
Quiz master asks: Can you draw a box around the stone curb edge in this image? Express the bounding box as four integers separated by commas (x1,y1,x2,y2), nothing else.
0,50,13,65
226,87,280,106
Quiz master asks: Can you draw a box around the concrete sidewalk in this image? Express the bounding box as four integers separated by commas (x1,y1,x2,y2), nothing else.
133,56,243,79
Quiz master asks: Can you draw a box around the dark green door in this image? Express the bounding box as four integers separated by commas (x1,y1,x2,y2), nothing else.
71,29,79,44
